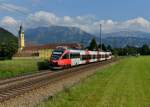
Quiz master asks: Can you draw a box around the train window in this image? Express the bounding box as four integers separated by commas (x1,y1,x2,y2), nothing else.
103,54,105,58
81,55,92,60
70,53,80,59
102,54,104,58
106,54,109,58
51,54,62,60
81,55,85,60
88,55,92,59
97,55,99,59
93,55,97,59
95,55,97,59
62,54,69,59
98,54,101,59
51,50,64,60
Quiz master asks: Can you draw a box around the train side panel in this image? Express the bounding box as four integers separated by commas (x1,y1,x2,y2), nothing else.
89,51,98,63
69,50,81,66
79,50,87,65
50,48,112,69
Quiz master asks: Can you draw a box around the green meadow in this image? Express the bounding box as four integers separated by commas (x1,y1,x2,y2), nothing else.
38,56,150,107
0,59,49,79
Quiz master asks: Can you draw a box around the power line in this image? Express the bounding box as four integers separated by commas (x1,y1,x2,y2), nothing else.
0,2,30,34
0,2,29,16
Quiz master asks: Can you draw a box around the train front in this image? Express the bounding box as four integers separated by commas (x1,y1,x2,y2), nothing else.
49,46,71,69
49,48,64,69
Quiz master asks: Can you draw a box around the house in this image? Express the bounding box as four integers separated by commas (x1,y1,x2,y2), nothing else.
13,25,82,59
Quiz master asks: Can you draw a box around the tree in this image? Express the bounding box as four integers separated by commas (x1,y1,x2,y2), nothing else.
88,38,97,50
140,44,150,55
125,45,138,56
98,44,107,51
112,45,139,56
0,40,18,60
102,44,107,51
107,45,112,51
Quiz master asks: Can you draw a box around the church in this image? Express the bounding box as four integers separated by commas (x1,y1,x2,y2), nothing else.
13,25,82,59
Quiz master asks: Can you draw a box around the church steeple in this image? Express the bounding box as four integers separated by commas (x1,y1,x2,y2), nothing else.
18,25,25,51
19,25,23,34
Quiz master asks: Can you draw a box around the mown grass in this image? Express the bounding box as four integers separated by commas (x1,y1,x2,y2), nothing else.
0,59,50,79
38,56,150,107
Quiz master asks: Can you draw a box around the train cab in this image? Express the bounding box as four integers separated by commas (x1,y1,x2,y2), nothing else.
50,47,71,69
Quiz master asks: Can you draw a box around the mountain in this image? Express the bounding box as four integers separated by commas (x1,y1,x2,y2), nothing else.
102,36,150,48
101,31,150,38
0,27,17,44
25,26,150,48
101,31,150,48
25,26,94,46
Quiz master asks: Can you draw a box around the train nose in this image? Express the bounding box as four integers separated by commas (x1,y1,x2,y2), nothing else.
50,60,58,66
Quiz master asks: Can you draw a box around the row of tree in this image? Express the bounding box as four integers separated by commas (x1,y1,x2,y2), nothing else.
1,37,150,60
113,44,150,56
87,38,112,51
88,38,150,56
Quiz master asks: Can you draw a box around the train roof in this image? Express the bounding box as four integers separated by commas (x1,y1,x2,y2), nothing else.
68,49,111,54
54,46,111,53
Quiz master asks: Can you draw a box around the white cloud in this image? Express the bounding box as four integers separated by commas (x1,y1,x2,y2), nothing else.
0,16,20,35
125,17,150,28
92,17,150,33
1,11,150,35
63,16,73,23
1,16,17,25
25,11,59,28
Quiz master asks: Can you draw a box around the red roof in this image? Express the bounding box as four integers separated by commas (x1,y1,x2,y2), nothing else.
22,43,81,51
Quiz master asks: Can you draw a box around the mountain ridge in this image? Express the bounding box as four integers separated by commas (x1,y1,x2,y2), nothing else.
0,27,17,43
24,26,150,48
101,30,150,38
25,26,94,45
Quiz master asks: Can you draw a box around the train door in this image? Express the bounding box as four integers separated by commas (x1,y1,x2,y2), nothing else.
70,53,80,66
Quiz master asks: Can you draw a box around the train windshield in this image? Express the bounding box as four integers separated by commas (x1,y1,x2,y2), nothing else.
51,50,64,60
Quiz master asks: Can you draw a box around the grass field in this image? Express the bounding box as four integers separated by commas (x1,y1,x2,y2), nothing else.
38,56,150,107
0,59,49,79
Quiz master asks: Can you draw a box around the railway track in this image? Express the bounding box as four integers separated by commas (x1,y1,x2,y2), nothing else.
0,59,117,102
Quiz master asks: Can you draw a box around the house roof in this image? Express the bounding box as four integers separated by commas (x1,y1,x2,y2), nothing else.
22,43,82,51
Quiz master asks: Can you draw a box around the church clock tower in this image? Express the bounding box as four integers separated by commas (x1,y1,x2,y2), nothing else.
18,25,25,51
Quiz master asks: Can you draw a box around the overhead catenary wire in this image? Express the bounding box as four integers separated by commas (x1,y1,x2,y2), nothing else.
0,2,29,16
0,2,30,35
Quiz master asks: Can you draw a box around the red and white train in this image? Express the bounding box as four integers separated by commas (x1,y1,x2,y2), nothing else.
50,46,112,69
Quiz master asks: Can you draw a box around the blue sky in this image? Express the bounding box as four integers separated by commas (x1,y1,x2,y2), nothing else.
0,0,150,34
1,0,150,20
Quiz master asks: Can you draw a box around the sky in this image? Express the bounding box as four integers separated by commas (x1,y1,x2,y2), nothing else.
0,0,150,35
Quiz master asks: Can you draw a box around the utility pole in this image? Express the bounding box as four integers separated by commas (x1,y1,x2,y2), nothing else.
100,24,102,51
